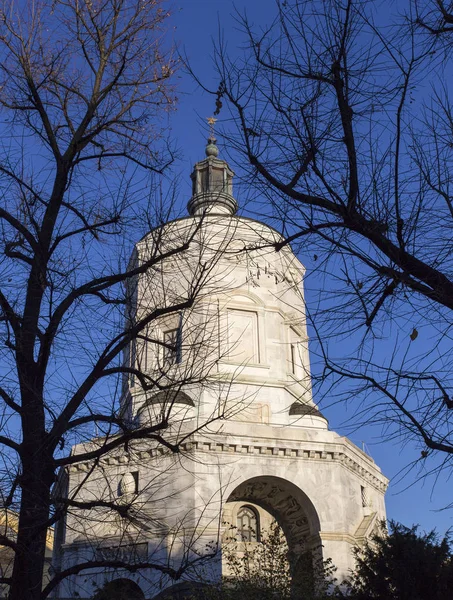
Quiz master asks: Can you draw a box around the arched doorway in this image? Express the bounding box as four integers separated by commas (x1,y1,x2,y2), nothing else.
225,476,320,551
222,476,322,595
93,578,145,600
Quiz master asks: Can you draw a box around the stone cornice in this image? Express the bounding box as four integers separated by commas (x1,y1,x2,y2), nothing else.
69,436,388,493
319,531,358,545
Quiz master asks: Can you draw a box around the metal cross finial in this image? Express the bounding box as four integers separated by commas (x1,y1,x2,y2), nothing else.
207,116,217,138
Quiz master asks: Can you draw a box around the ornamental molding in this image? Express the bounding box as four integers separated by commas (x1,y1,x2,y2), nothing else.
318,531,358,545
69,438,388,493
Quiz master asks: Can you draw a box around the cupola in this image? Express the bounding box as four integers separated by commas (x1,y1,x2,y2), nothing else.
187,130,238,216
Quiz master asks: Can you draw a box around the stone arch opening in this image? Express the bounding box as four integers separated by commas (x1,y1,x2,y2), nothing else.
93,577,145,600
226,476,320,550
143,390,195,407
137,391,195,427
223,476,322,594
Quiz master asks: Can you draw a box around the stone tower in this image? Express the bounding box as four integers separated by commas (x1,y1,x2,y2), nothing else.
54,136,388,600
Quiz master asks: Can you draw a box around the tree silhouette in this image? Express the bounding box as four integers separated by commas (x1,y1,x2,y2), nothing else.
208,0,453,485
346,521,453,600
0,1,229,598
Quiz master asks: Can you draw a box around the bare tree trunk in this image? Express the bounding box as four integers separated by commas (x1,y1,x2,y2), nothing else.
10,473,51,600
11,385,52,600
0,1,234,596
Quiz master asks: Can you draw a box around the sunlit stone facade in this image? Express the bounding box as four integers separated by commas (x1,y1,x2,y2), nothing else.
54,137,388,600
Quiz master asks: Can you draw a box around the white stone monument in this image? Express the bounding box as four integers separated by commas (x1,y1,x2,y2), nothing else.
53,131,387,600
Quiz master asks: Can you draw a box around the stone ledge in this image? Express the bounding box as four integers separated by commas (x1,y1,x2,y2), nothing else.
68,439,388,493
319,531,357,545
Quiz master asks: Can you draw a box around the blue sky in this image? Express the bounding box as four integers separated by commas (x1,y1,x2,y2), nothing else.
168,0,453,536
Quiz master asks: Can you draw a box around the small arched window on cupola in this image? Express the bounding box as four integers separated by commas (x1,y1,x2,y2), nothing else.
237,505,260,542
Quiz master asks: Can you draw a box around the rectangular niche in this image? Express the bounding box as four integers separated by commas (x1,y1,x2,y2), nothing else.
227,309,259,364
289,326,304,377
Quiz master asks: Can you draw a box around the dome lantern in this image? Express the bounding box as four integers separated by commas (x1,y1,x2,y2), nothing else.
187,120,238,216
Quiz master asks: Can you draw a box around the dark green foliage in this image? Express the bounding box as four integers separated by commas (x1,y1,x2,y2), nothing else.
164,520,453,600
345,521,453,600
182,522,338,600
92,578,145,599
